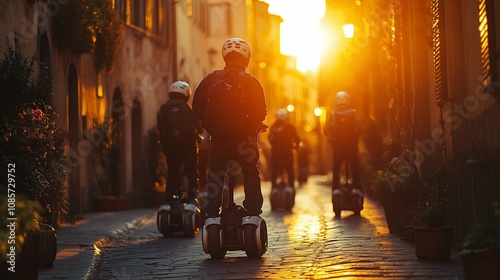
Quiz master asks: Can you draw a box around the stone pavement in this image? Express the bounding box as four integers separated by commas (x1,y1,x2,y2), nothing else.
38,176,465,279
38,208,155,280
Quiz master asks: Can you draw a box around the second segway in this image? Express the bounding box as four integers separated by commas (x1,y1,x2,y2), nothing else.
270,181,295,211
157,193,201,237
202,167,268,259
332,161,364,217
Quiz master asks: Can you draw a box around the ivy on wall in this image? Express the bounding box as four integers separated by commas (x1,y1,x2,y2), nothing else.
52,0,123,73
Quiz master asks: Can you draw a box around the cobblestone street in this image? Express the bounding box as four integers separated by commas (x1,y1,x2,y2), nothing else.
98,176,464,279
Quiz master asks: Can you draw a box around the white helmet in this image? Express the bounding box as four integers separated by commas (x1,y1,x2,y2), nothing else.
335,91,351,106
169,81,191,98
222,38,251,60
276,108,288,120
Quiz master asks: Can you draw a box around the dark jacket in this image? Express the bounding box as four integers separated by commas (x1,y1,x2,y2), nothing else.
192,65,267,141
268,119,300,154
323,108,363,149
157,97,201,149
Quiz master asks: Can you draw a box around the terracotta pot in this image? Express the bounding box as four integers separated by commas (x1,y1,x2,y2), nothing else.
402,224,416,243
383,203,414,234
460,250,500,280
38,223,57,268
414,226,453,260
382,192,417,234
1,231,40,279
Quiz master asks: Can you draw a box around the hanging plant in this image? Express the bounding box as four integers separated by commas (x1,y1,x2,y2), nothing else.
92,0,123,73
52,0,123,73
52,0,95,54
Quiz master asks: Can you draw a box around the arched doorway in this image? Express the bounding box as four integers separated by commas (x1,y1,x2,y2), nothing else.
131,98,144,206
68,63,81,215
111,89,126,196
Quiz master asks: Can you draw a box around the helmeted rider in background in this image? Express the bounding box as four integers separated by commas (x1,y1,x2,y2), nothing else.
268,108,302,190
323,91,363,192
157,81,201,206
192,38,267,218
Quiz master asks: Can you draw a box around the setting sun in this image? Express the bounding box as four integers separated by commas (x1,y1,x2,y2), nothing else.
264,0,326,72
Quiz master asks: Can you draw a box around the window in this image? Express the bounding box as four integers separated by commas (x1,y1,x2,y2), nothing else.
113,0,127,21
148,0,165,37
126,0,167,40
209,3,230,36
126,0,145,29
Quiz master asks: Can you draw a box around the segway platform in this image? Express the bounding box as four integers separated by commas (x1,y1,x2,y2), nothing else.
201,168,268,259
202,205,268,259
332,182,364,217
270,182,295,210
156,195,201,237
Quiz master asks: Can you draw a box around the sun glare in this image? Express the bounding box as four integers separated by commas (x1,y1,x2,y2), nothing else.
264,0,326,72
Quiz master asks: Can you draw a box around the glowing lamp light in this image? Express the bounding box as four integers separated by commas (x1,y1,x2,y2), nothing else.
287,104,295,112
97,73,104,98
97,84,104,98
343,24,355,39
314,107,323,117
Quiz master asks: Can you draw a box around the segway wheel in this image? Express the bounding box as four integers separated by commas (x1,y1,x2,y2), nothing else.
243,220,268,258
206,225,226,259
157,211,173,237
183,211,200,237
352,196,363,216
332,193,342,218
284,187,295,210
270,189,279,211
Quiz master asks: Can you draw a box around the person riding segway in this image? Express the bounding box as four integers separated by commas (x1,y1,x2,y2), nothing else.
156,81,202,237
268,108,302,210
324,91,364,218
193,38,268,258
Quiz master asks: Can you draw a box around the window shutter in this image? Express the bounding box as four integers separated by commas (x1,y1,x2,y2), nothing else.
432,0,448,107
479,0,492,92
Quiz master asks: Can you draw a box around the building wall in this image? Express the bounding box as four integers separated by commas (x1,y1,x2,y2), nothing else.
176,0,210,91
319,0,500,245
0,1,176,214
104,23,175,207
1,0,316,216
389,0,500,245
446,0,500,243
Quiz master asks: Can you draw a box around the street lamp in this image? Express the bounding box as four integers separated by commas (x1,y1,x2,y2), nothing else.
314,106,323,117
343,23,355,39
313,107,325,174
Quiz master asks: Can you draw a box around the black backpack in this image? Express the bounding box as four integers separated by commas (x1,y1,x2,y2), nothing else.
159,99,196,145
330,110,359,147
269,122,292,149
203,70,250,138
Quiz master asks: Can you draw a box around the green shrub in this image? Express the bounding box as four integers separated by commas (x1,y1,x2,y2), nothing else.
0,49,65,223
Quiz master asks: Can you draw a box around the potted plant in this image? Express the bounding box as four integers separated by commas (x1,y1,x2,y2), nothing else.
413,180,453,260
371,149,421,234
460,202,500,279
0,49,64,270
91,119,131,211
0,186,44,279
